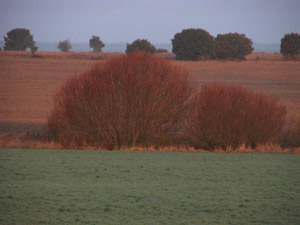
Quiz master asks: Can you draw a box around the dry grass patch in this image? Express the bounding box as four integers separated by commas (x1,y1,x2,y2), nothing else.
0,135,299,154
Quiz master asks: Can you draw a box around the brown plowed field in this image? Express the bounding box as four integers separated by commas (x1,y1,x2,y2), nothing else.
1,51,299,135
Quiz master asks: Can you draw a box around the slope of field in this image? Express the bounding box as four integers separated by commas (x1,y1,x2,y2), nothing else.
0,149,299,224
0,51,300,135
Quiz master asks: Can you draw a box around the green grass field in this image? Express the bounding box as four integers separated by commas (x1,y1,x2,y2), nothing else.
0,149,299,224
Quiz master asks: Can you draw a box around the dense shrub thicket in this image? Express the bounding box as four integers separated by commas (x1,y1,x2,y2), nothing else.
48,52,194,149
186,83,287,150
126,39,156,54
47,49,290,150
172,29,215,60
215,33,254,60
281,115,300,148
172,29,255,61
57,40,72,52
89,35,105,52
156,48,168,53
280,33,300,59
3,28,37,52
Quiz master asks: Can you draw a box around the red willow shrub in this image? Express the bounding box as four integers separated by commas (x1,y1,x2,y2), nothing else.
282,115,300,148
186,83,287,151
48,52,194,149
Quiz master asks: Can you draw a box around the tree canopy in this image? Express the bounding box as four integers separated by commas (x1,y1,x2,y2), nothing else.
215,33,254,60
89,36,105,52
172,29,215,61
280,33,300,59
126,39,156,54
4,28,37,52
57,40,72,52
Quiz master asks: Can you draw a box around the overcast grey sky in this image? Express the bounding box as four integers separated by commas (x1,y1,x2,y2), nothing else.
1,0,299,44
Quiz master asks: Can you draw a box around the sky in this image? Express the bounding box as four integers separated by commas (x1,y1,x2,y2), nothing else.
0,0,300,44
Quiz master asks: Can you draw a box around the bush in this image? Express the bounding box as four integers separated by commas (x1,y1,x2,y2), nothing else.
172,28,215,61
186,83,287,150
48,52,194,149
281,115,300,148
89,35,105,52
156,48,168,53
3,28,37,52
126,39,156,54
215,33,254,60
280,33,300,59
57,40,72,52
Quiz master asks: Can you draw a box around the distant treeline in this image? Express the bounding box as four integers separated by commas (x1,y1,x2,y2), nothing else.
0,41,280,53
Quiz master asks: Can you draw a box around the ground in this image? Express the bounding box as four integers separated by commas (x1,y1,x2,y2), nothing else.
0,52,299,224
0,148,299,224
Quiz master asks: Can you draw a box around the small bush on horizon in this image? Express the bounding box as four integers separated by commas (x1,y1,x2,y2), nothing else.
156,48,168,53
172,28,215,61
48,52,194,149
215,33,254,60
280,33,300,59
57,40,72,52
3,28,38,52
186,83,287,150
126,39,156,54
89,35,105,52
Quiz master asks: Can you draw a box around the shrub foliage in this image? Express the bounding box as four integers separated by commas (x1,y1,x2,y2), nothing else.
280,33,300,59
126,39,156,54
186,83,287,150
215,33,254,60
89,35,105,52
282,115,300,148
156,48,168,53
172,28,215,61
48,52,194,149
4,28,37,52
57,40,72,52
